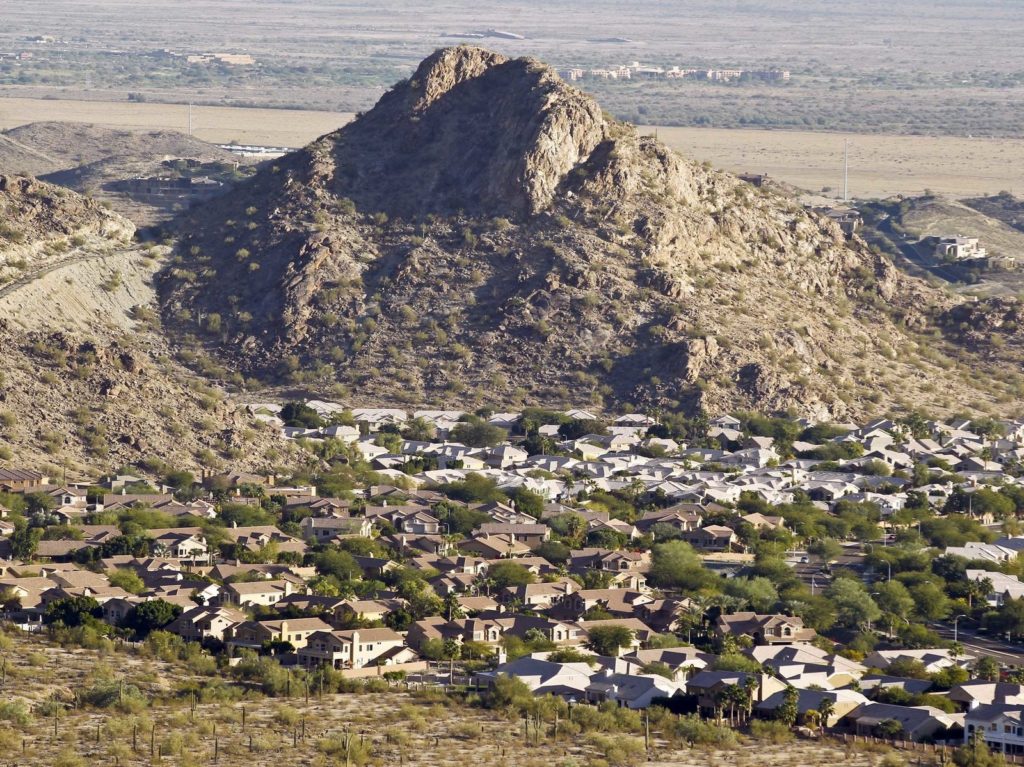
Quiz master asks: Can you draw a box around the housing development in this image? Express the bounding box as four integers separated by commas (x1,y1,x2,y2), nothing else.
5,405,1024,757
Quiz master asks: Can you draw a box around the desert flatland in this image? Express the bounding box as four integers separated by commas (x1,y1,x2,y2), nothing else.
3,98,1021,199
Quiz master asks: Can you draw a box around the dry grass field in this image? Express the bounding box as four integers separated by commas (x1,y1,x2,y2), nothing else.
3,96,1023,199
0,628,912,767
646,126,1024,201
0,98,353,148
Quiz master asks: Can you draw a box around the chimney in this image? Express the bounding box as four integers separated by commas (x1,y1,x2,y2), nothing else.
280,620,289,638
350,630,360,667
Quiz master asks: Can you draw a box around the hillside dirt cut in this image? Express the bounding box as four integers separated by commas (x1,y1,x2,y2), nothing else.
0,174,294,472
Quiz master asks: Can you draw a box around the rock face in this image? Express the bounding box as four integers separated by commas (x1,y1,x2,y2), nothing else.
161,46,1016,419
0,174,133,267
329,47,608,218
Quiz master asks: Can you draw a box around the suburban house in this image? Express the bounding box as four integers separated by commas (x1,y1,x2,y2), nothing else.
0,469,50,492
297,627,409,669
843,702,962,742
219,579,295,608
148,530,208,560
684,526,740,552
863,649,974,674
951,682,1024,711
477,657,594,698
227,617,333,651
934,236,987,262
685,671,788,715
299,516,373,543
965,704,1024,755
477,523,550,548
585,670,685,709
715,613,817,645
755,688,869,726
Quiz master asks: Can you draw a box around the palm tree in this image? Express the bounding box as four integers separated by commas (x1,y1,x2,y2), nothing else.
966,577,993,609
817,698,834,733
742,676,759,722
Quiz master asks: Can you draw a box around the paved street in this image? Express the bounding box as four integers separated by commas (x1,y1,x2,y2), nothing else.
931,622,1024,667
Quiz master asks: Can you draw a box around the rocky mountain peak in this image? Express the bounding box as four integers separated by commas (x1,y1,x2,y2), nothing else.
407,45,509,112
320,45,610,218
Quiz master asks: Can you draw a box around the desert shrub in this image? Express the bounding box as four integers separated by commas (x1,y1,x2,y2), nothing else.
749,718,794,743
673,714,737,747
317,735,373,766
585,733,646,767
0,700,32,728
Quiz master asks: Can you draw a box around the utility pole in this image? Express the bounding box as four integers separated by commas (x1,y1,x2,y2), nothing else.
188,101,193,137
843,139,850,202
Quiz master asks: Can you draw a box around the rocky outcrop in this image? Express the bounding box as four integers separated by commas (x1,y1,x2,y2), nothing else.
318,45,609,218
161,46,1014,420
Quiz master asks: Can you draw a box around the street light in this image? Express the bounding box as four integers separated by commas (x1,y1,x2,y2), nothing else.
953,614,969,643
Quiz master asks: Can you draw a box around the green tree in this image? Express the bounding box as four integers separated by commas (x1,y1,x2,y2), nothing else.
506,486,544,519
440,474,505,503
989,597,1024,640
873,580,915,622
585,625,634,656
908,581,951,622
817,698,835,729
534,540,571,564
124,599,182,637
45,595,102,627
548,647,596,665
975,656,1001,682
451,417,507,448
279,402,323,429
106,569,145,594
725,577,779,613
402,417,436,442
649,540,716,591
486,562,536,589
9,526,41,560
826,578,881,630
807,538,842,562
953,732,1007,767
874,718,905,739
313,549,362,582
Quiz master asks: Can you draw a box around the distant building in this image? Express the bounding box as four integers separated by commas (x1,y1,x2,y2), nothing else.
935,236,987,262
